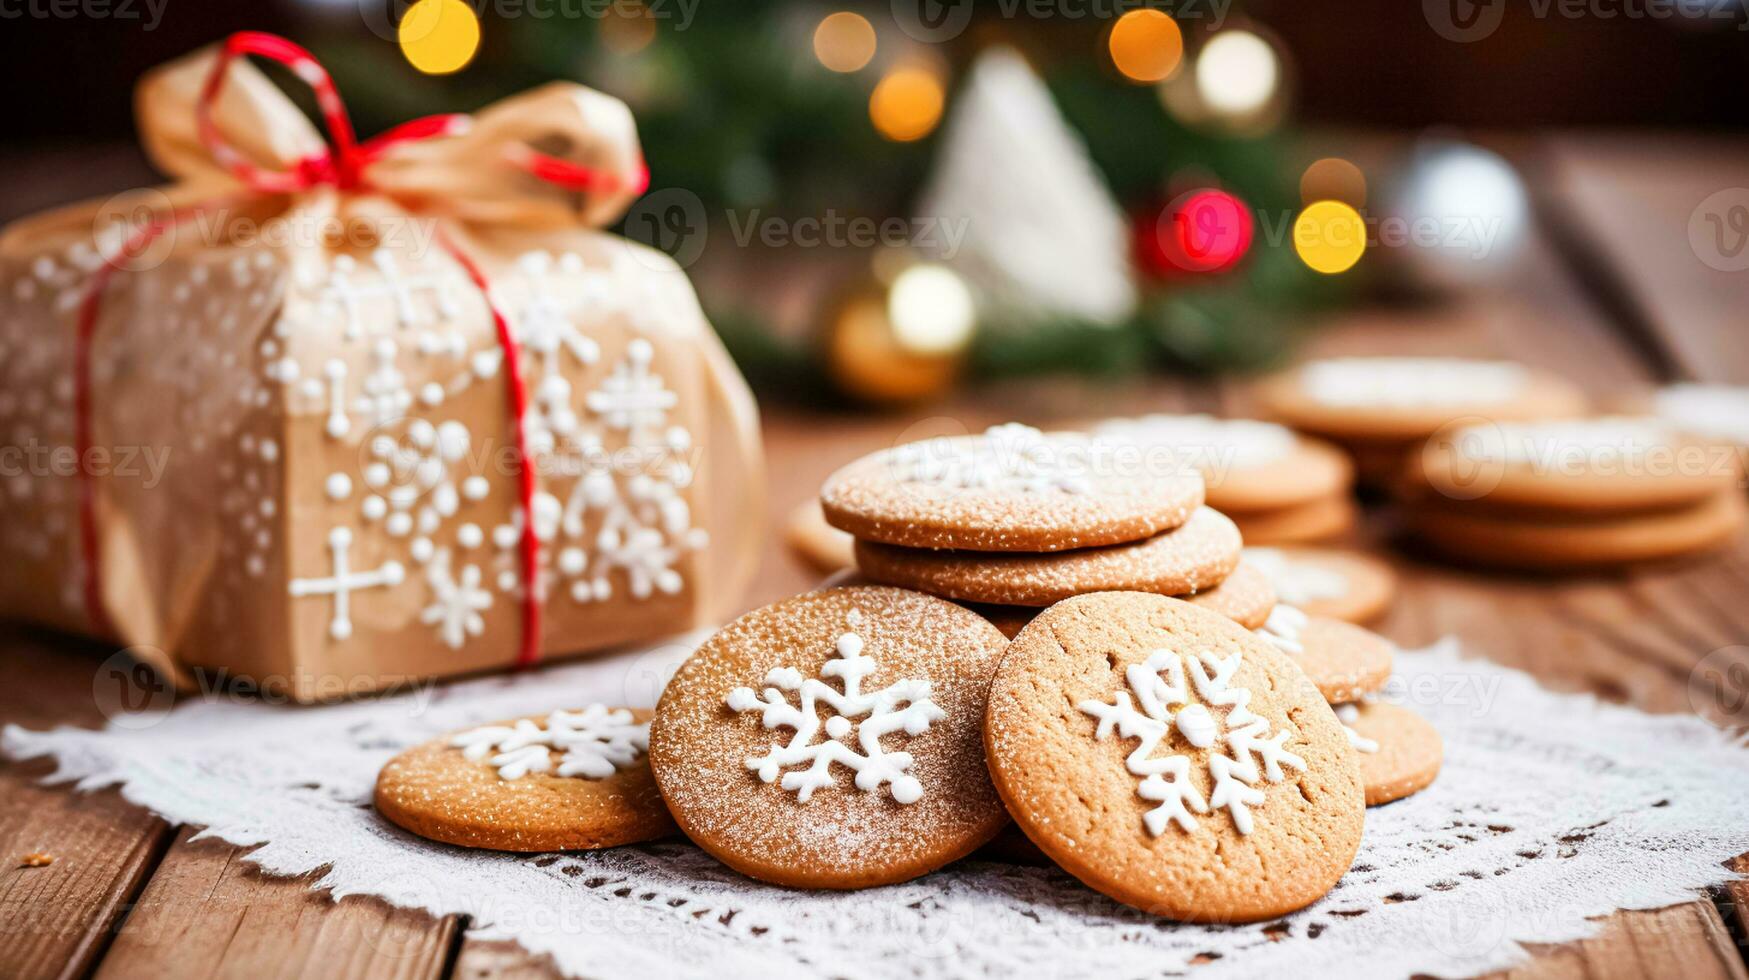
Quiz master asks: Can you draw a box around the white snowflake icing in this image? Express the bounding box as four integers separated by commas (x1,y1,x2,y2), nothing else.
726,619,943,804
1080,647,1307,835
451,705,648,780
1257,603,1311,656
421,549,493,649
1335,703,1380,754
1243,548,1350,607
889,422,1091,494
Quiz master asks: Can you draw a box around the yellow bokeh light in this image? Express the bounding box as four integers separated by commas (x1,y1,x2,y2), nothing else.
814,11,877,73
398,0,481,76
1300,157,1367,207
1294,200,1368,275
1108,9,1183,83
870,68,944,142
601,1,656,54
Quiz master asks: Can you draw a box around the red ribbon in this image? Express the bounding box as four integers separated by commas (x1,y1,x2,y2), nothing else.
77,31,646,667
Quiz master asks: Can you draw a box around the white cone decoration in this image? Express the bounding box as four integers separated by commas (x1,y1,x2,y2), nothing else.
916,47,1138,329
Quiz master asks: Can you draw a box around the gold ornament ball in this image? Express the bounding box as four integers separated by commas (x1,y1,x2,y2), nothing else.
824,264,975,405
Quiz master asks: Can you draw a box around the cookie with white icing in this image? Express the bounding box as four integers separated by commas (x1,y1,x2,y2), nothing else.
1093,413,1352,514
1336,701,1442,805
648,586,1010,889
1256,605,1393,705
1243,546,1396,625
374,705,674,852
985,592,1363,922
820,423,1205,552
852,506,1241,607
1254,356,1586,442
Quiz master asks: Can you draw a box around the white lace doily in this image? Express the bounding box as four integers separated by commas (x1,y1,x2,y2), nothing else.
8,634,1749,979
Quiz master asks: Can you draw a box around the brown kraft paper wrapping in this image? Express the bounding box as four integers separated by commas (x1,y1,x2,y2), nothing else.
0,40,764,701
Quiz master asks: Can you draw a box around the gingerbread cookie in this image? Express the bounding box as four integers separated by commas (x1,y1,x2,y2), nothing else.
1243,546,1396,625
820,423,1204,552
853,507,1242,607
1407,489,1746,570
1256,605,1392,705
785,500,855,573
1181,560,1276,629
966,560,1274,638
1255,356,1587,442
1336,701,1442,806
1230,493,1357,546
648,586,1010,889
985,592,1364,922
375,706,674,852
1094,414,1352,514
1412,416,1741,514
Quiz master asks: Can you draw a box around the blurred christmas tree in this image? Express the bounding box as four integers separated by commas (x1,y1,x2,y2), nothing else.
296,0,1358,402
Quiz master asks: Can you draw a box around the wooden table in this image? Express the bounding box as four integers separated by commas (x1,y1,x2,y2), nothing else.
3,134,1749,979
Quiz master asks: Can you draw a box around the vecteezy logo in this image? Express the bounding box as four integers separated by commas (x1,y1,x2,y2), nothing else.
1689,645,1749,727
622,187,709,271
1423,0,1505,42
1688,188,1749,273
891,0,975,43
92,647,177,730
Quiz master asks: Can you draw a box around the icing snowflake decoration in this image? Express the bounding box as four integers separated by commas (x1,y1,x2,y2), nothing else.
421,549,493,649
451,705,649,780
1257,603,1310,656
1243,548,1349,607
1080,648,1306,835
889,422,1090,495
726,617,944,804
1334,704,1380,754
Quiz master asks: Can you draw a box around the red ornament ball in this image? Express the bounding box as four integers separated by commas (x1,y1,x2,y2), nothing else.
1136,188,1254,277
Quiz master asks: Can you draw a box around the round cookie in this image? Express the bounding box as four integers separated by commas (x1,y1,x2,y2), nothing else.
1243,546,1396,625
785,500,855,573
1256,605,1393,704
967,560,1275,638
820,422,1205,552
1407,489,1746,570
1093,414,1352,513
1181,559,1276,630
1336,702,1442,806
853,507,1242,607
985,592,1364,922
1231,493,1357,546
648,586,1010,890
375,706,674,852
1255,356,1587,442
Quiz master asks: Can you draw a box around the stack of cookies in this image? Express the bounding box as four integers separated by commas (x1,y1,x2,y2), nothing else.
820,423,1274,634
1256,602,1440,806
1094,413,1358,545
1401,415,1746,570
1254,356,1588,487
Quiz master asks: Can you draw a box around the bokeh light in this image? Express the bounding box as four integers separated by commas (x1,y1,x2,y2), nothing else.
600,1,657,54
1194,30,1278,117
398,0,481,75
814,11,877,73
1300,157,1367,207
870,67,945,142
1108,9,1183,83
888,264,976,355
1294,200,1368,274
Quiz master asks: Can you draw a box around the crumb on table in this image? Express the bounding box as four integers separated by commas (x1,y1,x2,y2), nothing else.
19,852,54,868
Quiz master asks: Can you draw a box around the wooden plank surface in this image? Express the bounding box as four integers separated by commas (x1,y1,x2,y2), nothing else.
93,830,459,980
4,136,1749,980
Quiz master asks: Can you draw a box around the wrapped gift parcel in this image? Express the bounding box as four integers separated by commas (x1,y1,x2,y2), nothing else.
0,35,763,700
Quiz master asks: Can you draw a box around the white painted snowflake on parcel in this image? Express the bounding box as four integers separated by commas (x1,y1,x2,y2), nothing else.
279,246,707,650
